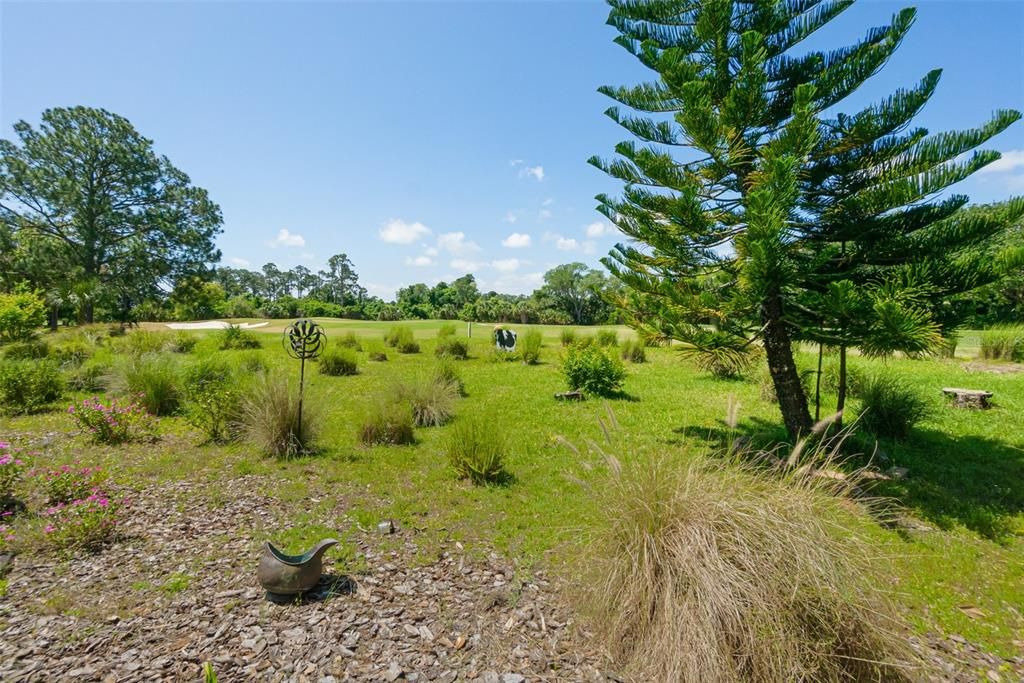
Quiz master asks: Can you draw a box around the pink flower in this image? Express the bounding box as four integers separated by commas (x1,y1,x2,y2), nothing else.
44,525,55,533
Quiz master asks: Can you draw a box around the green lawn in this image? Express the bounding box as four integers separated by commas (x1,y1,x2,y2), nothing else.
4,319,1022,656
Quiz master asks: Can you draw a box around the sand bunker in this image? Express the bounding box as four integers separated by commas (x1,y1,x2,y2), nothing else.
164,321,269,330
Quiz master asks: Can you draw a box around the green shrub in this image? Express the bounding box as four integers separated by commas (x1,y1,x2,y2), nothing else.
620,340,646,363
435,337,469,360
40,463,108,504
218,325,262,350
560,328,577,347
369,350,388,362
319,347,358,376
0,290,46,343
43,493,122,553
67,359,112,393
438,323,457,338
596,330,619,347
446,415,509,485
359,400,415,446
168,331,198,353
337,332,362,351
240,372,320,458
396,376,459,427
561,345,625,397
107,324,127,337
384,326,413,348
118,354,182,416
2,339,50,360
0,360,64,414
574,450,915,682
520,330,542,365
182,357,243,444
397,339,420,354
978,325,1024,362
116,330,171,355
237,351,268,374
857,373,930,440
51,340,93,367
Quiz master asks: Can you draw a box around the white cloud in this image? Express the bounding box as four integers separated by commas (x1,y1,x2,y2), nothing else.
539,208,553,220
379,219,431,244
585,220,614,238
977,149,1024,174
228,257,250,268
406,255,434,267
509,159,524,166
503,211,518,224
437,231,481,255
542,198,555,206
555,236,578,251
363,281,396,300
424,246,439,257
491,258,521,273
520,165,545,181
267,229,306,248
502,232,532,248
481,271,544,295
450,258,482,271
545,231,596,254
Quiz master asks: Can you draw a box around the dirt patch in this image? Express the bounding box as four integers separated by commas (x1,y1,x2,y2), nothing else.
964,361,1024,375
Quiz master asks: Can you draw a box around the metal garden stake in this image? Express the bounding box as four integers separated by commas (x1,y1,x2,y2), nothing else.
283,319,326,432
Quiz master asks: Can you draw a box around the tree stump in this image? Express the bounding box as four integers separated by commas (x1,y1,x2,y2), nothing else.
942,387,993,409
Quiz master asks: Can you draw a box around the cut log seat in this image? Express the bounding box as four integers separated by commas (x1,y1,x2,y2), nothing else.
942,387,993,409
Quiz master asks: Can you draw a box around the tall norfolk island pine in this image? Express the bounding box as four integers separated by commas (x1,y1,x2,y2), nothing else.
592,0,1024,438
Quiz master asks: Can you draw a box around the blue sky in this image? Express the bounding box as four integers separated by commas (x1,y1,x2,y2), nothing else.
2,1,1022,299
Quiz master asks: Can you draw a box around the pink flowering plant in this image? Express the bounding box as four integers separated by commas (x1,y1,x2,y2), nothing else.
39,463,107,505
43,492,122,552
68,396,157,444
0,510,15,553
0,441,27,506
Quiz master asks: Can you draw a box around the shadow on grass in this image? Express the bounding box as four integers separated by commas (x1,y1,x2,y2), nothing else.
266,573,357,605
875,428,1024,542
668,417,788,450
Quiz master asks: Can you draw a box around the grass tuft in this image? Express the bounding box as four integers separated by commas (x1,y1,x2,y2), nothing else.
446,414,509,484
395,375,459,427
240,371,320,458
359,400,415,446
318,347,358,376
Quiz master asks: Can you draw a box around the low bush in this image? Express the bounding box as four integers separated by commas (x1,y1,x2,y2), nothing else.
397,339,420,354
0,360,64,415
384,325,414,348
561,345,625,397
438,323,457,338
857,373,930,440
39,463,107,504
519,330,542,365
979,325,1024,362
237,351,269,374
168,331,198,353
435,337,469,360
574,450,915,682
43,492,122,553
2,339,49,360
118,354,182,416
596,330,619,347
240,372,320,458
445,415,509,485
337,332,362,351
319,347,358,376
218,325,262,350
68,397,157,444
560,328,577,347
182,358,243,444
359,400,416,446
67,359,112,393
51,340,93,367
107,324,127,337
117,330,171,355
395,376,459,427
369,350,388,362
620,340,646,363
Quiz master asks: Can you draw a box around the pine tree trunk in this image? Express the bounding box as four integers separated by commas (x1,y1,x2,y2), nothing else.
762,294,813,440
836,345,848,427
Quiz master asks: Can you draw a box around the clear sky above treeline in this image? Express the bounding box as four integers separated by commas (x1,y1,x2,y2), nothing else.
2,1,1022,299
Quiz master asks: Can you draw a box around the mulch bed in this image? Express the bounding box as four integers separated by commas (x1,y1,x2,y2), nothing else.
0,476,1020,682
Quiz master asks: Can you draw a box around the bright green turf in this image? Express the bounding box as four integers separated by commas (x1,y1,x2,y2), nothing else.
3,319,1022,655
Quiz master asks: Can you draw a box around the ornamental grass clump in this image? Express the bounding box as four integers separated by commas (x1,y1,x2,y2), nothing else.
358,400,416,446
519,330,542,365
68,397,158,444
978,325,1024,362
560,328,577,346
240,372,320,458
318,347,359,376
338,332,363,351
435,337,469,360
117,354,182,416
445,415,509,485
857,373,931,441
620,339,646,363
218,324,262,350
433,361,467,397
43,491,122,553
596,330,619,347
573,447,916,682
395,375,459,427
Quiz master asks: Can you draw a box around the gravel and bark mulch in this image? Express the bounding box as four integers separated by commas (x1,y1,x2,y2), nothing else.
0,476,1020,682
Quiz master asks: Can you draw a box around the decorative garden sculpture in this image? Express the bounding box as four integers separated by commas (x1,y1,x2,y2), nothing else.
282,318,326,431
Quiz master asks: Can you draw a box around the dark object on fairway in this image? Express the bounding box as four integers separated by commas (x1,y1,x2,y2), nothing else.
942,387,993,409
555,390,585,401
282,318,327,434
258,538,338,601
494,327,517,352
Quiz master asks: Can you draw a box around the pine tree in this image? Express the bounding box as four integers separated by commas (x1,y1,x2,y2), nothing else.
592,0,1022,438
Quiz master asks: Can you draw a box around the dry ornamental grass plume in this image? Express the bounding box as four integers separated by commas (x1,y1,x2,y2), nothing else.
568,414,919,683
